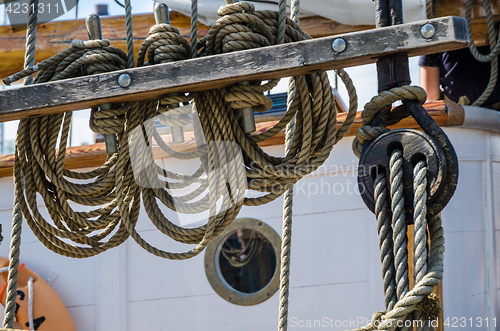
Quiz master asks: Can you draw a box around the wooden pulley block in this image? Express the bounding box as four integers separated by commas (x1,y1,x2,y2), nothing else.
358,128,447,221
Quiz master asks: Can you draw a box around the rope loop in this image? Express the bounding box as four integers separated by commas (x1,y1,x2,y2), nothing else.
217,2,255,16
352,86,427,158
225,80,277,112
71,39,110,49
362,86,427,126
89,104,128,135
137,23,191,67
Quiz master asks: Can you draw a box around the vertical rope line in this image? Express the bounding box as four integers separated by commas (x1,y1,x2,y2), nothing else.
278,2,299,330
3,1,38,328
389,148,410,330
124,0,135,68
277,0,286,44
190,0,198,57
374,172,398,312
466,0,499,106
23,0,38,85
413,160,428,331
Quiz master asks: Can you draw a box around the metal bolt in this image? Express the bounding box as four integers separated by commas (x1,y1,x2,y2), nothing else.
332,38,346,53
118,73,132,88
421,23,435,39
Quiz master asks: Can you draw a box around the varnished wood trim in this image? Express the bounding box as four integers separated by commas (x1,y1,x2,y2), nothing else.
0,101,449,178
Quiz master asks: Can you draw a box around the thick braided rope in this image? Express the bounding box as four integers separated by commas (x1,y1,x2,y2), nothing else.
425,0,440,19
278,0,300,327
3,1,38,328
5,39,134,259
351,163,444,331
2,1,358,262
413,160,428,331
277,0,298,327
389,149,410,331
352,86,427,158
374,173,397,312
191,0,198,57
351,215,443,331
124,0,135,68
376,214,444,331
465,0,499,106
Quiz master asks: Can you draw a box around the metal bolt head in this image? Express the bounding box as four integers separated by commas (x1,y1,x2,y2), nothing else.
332,38,346,53
118,73,132,88
421,23,435,39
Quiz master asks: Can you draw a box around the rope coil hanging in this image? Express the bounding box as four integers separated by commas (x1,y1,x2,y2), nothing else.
2,1,358,262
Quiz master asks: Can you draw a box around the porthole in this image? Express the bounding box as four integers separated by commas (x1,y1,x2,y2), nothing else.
204,218,281,306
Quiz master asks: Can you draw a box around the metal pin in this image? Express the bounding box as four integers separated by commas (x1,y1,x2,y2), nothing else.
420,23,436,39
238,81,256,134
86,15,118,155
154,2,169,24
155,3,185,144
118,73,132,87
332,38,347,53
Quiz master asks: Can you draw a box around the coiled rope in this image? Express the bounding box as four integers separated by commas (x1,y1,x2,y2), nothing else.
3,1,357,263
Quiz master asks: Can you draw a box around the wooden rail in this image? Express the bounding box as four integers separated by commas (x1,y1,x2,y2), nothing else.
0,101,462,178
0,16,468,122
0,12,372,81
0,0,496,80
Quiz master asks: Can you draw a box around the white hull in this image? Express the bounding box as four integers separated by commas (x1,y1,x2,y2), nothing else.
0,126,499,330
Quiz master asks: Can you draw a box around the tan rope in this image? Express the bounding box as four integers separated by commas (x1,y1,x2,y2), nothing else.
3,1,38,328
465,0,500,107
2,1,357,262
352,85,427,158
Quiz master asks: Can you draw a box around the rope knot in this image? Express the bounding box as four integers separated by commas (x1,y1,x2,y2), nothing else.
352,85,427,158
89,104,128,135
225,80,278,113
71,39,110,49
415,293,442,321
362,85,427,125
352,125,390,158
218,2,255,16
137,23,191,66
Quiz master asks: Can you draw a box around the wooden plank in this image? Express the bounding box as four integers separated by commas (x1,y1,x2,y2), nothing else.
0,0,495,80
0,12,373,81
0,101,453,178
0,16,468,122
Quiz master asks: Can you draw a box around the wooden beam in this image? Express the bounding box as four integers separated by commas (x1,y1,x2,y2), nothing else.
0,101,458,178
0,0,495,80
0,16,468,122
0,12,373,81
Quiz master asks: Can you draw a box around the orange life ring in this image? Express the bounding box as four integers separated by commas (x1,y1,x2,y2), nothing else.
0,257,76,331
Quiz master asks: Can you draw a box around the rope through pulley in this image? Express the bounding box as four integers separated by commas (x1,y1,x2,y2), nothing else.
350,0,458,330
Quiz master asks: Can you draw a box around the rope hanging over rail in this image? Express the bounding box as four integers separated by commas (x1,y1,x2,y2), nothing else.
2,1,358,261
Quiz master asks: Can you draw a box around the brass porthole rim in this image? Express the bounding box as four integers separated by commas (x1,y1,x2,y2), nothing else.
204,218,282,306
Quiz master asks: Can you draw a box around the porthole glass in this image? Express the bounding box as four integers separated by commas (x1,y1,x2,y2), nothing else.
219,229,276,294
205,218,281,306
